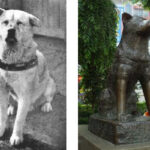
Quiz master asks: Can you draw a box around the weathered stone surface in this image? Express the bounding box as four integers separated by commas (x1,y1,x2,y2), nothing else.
79,125,150,150
35,35,66,96
88,114,150,144
0,94,66,150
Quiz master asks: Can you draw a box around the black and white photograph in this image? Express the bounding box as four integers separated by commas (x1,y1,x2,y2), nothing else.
0,0,66,149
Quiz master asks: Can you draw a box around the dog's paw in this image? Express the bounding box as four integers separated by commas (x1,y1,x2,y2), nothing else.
41,102,52,112
7,105,15,116
10,134,23,145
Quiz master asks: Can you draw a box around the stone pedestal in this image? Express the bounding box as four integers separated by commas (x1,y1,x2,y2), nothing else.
79,125,150,150
88,113,150,144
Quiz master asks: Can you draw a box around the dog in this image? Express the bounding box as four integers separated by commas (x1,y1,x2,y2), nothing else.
98,13,150,122
0,8,56,145
112,13,150,121
115,13,150,120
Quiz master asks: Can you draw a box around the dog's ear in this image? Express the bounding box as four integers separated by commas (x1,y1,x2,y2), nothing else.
122,13,132,23
29,15,41,27
0,8,5,16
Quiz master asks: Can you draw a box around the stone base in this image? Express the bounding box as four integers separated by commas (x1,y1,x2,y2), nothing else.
79,125,150,150
88,113,150,144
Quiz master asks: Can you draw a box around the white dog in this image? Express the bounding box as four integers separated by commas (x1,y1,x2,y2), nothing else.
0,8,56,145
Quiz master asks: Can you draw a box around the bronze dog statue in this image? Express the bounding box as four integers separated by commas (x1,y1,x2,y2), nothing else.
99,13,150,121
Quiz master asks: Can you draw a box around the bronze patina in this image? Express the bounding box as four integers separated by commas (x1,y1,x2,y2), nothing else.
115,13,150,120
98,13,150,121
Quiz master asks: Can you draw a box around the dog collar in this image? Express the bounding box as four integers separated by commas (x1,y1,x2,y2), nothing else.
0,56,38,71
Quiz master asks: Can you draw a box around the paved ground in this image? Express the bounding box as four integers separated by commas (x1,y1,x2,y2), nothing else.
0,94,66,150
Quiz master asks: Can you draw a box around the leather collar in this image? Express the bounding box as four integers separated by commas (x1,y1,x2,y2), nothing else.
0,57,38,71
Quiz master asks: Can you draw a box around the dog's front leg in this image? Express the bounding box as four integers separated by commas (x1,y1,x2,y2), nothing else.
10,97,30,145
0,98,8,137
0,102,8,137
0,86,8,137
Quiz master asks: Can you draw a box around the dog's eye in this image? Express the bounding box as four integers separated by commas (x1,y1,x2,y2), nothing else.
3,20,9,25
17,21,23,25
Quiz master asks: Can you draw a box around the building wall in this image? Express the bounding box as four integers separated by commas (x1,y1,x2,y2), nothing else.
113,0,150,45
0,0,66,96
22,0,66,39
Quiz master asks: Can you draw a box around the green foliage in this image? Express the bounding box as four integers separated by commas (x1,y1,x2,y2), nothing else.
79,0,118,109
78,103,96,124
137,101,147,114
130,0,150,9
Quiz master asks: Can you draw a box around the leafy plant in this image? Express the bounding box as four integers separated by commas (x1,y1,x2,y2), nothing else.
79,0,118,109
137,101,147,114
78,103,95,124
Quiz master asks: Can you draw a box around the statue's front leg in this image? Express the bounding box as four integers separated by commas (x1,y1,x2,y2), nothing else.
116,63,132,121
116,77,127,121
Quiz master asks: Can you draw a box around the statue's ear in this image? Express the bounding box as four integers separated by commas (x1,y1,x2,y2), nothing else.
122,13,132,23
29,15,41,27
0,8,5,16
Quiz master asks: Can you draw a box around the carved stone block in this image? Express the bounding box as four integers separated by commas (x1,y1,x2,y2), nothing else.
88,114,150,144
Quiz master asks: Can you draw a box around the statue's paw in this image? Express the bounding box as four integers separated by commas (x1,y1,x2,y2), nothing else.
41,102,52,112
7,105,15,116
10,134,23,146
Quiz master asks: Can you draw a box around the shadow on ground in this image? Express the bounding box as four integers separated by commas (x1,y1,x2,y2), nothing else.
0,94,66,150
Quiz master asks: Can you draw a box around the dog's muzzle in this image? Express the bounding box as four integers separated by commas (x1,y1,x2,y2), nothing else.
5,29,17,45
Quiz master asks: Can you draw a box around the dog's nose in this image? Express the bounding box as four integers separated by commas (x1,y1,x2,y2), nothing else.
8,28,16,37
6,28,17,44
